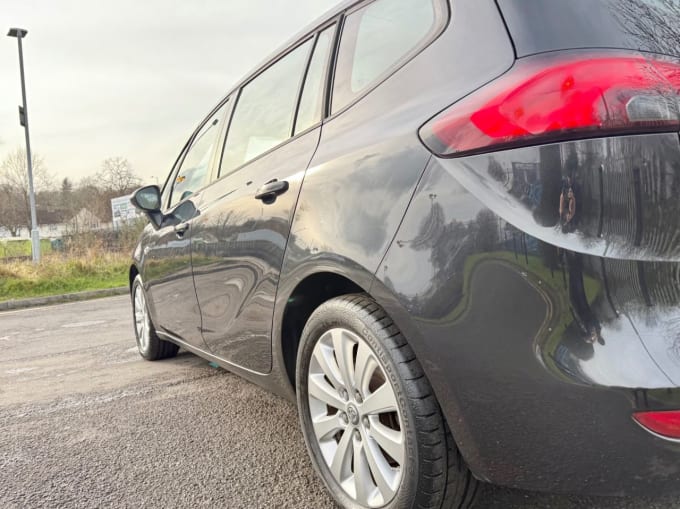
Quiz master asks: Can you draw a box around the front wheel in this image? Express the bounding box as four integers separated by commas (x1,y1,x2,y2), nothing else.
131,275,179,361
296,294,477,509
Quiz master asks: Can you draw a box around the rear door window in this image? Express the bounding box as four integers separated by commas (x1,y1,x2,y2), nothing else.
332,0,441,113
221,39,313,174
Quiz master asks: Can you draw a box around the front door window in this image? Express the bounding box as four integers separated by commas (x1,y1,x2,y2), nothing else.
169,101,229,208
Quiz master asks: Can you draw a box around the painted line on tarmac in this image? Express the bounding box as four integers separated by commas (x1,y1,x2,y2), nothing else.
62,320,108,328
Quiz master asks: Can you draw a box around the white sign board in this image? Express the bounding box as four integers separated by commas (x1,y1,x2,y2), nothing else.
111,194,142,230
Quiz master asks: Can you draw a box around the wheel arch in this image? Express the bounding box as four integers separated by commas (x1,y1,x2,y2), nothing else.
278,270,366,391
368,272,487,483
129,264,139,290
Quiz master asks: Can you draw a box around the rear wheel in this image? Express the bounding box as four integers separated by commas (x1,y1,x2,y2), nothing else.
131,275,179,361
296,294,477,509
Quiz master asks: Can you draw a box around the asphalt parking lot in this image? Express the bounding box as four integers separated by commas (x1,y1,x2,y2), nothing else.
0,296,678,508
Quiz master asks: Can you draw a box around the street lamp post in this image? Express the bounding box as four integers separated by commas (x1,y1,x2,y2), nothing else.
7,27,40,263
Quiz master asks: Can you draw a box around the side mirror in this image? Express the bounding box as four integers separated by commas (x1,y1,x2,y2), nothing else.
131,185,161,211
131,185,163,228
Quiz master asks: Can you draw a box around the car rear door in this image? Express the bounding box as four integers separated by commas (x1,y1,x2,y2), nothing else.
190,24,337,372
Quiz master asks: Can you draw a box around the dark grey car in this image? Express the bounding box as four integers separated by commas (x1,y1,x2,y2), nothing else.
129,1,680,507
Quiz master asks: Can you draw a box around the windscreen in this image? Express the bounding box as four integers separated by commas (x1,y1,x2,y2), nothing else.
497,0,680,57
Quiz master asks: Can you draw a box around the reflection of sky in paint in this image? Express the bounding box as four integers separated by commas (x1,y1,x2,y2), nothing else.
0,0,337,183
577,307,680,387
577,319,673,388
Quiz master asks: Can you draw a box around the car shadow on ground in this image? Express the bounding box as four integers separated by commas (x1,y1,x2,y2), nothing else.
474,483,675,509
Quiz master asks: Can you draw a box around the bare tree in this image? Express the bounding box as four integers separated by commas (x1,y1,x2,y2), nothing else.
73,174,125,223
97,157,140,195
61,177,73,194
0,148,53,235
58,176,75,216
1,148,52,192
0,184,26,237
611,0,680,56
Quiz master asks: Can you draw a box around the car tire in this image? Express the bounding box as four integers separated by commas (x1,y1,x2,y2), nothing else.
131,275,179,361
296,293,478,509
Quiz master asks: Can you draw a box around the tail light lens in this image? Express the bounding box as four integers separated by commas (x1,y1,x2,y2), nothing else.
633,410,680,440
420,53,680,157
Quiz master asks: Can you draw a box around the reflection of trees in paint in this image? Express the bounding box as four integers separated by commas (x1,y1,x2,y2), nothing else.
473,210,499,253
396,196,501,317
510,162,542,208
533,145,562,227
609,0,680,56
536,136,680,258
487,157,506,184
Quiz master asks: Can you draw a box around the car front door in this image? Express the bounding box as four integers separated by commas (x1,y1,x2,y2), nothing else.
190,25,337,372
144,99,230,349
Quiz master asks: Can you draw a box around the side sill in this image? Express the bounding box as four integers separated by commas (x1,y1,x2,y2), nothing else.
156,331,267,376
156,330,296,403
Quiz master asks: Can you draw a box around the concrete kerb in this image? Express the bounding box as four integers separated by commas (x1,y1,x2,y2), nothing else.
0,287,128,312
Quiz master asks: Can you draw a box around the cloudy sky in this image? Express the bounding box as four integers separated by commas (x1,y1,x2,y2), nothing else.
0,0,338,185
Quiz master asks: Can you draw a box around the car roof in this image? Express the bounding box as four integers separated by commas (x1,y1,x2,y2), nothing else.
222,0,356,97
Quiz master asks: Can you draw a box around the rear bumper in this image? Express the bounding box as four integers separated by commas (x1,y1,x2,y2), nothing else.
375,133,680,495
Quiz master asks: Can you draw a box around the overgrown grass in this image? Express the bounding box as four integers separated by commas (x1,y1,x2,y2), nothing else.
0,250,130,302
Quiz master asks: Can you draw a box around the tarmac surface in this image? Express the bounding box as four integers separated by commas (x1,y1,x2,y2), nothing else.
0,296,677,508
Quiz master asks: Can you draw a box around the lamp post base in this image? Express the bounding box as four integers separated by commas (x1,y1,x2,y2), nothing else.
31,229,41,263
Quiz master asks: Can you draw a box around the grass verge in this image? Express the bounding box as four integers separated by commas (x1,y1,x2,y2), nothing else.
0,239,53,258
0,251,129,302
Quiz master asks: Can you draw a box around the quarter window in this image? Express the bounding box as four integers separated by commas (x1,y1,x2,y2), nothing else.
169,101,229,208
221,39,313,174
294,26,336,135
332,0,439,113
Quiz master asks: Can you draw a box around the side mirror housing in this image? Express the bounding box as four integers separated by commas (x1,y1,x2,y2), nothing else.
130,185,163,228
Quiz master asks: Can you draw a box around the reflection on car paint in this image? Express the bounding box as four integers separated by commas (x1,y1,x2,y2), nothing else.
385,134,680,388
377,133,680,490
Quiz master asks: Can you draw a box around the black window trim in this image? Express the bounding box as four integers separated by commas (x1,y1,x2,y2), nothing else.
160,137,191,211
215,16,342,181
293,22,339,136
327,0,450,120
163,96,232,212
291,33,320,138
160,1,449,205
215,35,315,180
324,15,346,120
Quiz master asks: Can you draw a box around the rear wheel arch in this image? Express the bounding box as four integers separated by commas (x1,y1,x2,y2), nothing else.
369,276,486,485
280,271,364,390
294,292,479,508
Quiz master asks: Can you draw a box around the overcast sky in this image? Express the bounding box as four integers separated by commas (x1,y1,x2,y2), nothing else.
0,0,338,185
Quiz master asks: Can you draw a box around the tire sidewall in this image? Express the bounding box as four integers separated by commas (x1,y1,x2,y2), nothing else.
296,299,420,509
131,275,154,360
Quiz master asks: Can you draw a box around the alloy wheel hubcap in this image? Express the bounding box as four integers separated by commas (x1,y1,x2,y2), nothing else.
133,285,150,352
307,328,404,508
347,404,360,426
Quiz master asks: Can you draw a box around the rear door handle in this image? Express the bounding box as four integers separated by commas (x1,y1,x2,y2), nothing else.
174,222,190,238
255,179,289,204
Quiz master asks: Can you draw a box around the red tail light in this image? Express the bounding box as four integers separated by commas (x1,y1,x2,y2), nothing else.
420,53,680,157
633,410,680,440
